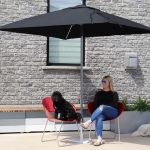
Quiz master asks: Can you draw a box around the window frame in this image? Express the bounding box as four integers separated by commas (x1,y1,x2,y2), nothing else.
46,0,85,66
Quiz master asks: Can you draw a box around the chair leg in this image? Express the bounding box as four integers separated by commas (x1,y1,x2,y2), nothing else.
89,124,92,141
41,119,48,142
117,117,121,142
54,121,59,146
54,121,63,146
88,122,97,140
110,118,120,142
110,120,117,139
59,122,63,134
76,122,80,137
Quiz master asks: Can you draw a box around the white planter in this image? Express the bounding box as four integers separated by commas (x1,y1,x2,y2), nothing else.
0,112,25,133
111,111,150,134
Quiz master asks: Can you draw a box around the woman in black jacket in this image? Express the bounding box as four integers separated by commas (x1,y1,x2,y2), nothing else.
81,75,119,146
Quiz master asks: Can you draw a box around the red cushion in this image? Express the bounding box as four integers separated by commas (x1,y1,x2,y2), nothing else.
117,102,125,115
87,101,124,120
42,97,55,112
87,102,94,114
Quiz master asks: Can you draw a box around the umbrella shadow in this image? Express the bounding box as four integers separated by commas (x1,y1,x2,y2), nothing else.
54,132,85,147
90,131,150,146
57,138,82,147
41,131,82,147
41,139,56,142
118,134,150,146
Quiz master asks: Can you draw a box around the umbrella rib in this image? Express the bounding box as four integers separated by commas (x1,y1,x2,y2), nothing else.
66,25,73,39
91,9,123,28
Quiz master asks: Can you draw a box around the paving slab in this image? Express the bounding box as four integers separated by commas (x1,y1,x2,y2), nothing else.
0,131,149,150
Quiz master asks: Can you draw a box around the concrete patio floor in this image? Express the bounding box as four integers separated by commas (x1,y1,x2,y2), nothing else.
0,131,149,150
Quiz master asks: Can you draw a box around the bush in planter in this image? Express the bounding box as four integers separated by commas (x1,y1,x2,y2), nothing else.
117,97,150,134
133,96,150,112
121,97,135,111
121,96,150,112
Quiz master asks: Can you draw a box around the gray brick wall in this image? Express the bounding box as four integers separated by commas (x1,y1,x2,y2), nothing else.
0,0,150,104
86,0,150,102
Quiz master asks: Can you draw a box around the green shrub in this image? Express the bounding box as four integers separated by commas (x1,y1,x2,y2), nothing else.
121,97,134,111
133,96,150,112
121,96,150,112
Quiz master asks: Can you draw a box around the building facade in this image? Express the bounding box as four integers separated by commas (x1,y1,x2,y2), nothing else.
0,0,150,105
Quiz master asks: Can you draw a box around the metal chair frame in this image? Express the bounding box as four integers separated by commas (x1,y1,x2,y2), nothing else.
87,102,124,142
41,97,80,146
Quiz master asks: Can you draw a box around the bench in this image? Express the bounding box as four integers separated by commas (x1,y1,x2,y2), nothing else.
0,104,90,133
0,104,110,133
0,104,87,112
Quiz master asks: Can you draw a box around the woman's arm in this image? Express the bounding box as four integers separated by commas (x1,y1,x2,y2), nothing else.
113,91,119,108
114,92,119,102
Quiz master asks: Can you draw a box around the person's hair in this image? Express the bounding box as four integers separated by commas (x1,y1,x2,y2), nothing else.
102,75,114,92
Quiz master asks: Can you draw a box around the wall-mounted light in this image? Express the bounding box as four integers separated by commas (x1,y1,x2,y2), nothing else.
125,52,138,70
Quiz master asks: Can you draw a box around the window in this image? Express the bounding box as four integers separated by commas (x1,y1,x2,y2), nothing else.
47,0,82,66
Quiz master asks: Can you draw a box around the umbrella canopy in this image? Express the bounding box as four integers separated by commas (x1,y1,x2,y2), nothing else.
1,5,150,39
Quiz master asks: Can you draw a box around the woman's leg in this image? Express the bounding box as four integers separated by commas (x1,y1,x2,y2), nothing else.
81,105,118,128
81,107,104,128
81,105,118,145
95,115,105,137
93,115,105,146
101,105,118,119
93,106,118,146
94,105,118,137
93,105,118,146
91,106,105,122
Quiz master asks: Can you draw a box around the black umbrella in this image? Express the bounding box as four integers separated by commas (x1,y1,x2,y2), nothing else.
1,5,150,38
1,1,150,119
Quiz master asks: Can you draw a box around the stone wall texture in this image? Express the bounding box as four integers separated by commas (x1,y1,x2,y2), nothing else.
0,0,150,104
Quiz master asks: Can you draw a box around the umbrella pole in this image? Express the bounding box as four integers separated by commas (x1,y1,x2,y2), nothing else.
79,25,84,143
79,26,90,144
82,0,86,5
80,26,84,119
